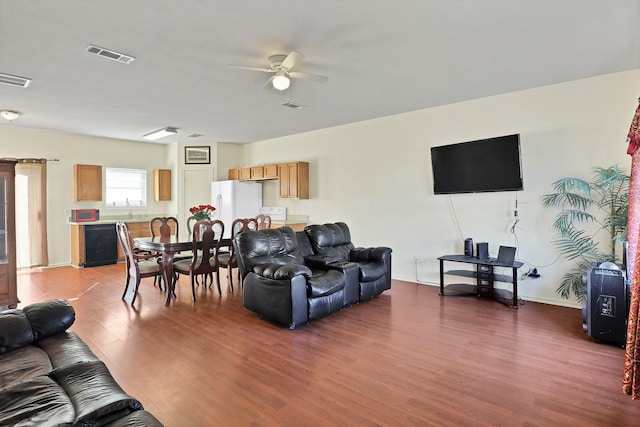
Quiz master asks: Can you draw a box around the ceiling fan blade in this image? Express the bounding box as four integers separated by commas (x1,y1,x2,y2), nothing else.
289,71,328,83
281,51,305,69
228,64,273,73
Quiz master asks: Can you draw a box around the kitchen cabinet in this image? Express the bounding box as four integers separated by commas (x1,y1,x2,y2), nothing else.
74,164,102,201
228,169,239,180
154,169,172,201
278,162,309,199
264,164,278,179
250,166,264,179
0,160,18,308
239,167,251,181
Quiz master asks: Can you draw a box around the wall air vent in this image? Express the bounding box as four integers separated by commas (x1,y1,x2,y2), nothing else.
0,72,31,88
86,44,135,64
282,101,304,109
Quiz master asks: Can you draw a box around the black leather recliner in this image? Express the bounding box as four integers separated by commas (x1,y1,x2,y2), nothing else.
235,226,346,328
303,222,392,301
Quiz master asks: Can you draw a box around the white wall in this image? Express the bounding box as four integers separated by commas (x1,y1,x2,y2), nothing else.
242,69,640,308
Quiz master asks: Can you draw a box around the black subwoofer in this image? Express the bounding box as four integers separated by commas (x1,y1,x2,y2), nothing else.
584,266,628,347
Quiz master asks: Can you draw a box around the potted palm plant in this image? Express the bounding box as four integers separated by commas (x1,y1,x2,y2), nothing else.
542,165,629,300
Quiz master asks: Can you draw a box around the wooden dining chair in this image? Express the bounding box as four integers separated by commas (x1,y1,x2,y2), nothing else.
173,220,225,301
150,216,179,239
218,218,258,291
255,214,271,230
116,221,164,305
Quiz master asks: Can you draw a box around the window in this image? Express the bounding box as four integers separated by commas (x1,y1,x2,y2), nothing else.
105,168,147,208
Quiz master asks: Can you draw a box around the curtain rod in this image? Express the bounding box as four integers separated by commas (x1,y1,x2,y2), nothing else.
17,158,59,163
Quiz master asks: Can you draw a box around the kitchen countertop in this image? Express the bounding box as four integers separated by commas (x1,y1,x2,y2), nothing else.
68,215,171,225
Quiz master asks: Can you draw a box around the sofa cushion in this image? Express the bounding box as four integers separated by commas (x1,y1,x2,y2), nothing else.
37,332,101,369
0,376,75,426
0,309,34,355
0,346,52,389
305,223,355,262
236,227,305,271
103,410,164,427
51,360,144,426
307,270,345,297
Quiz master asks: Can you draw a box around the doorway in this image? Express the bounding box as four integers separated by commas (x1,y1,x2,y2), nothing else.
182,169,214,239
15,160,48,268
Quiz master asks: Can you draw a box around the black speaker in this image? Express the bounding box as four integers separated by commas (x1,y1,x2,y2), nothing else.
476,242,488,260
464,238,474,257
585,266,628,347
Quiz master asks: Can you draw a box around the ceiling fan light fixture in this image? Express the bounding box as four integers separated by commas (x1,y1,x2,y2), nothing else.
0,110,22,121
142,127,178,140
272,73,290,91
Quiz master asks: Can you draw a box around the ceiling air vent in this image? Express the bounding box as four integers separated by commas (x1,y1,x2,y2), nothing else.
282,101,304,109
0,72,31,88
86,44,135,64
188,133,203,138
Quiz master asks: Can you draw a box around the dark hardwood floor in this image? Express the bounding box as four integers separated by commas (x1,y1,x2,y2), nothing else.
15,264,640,426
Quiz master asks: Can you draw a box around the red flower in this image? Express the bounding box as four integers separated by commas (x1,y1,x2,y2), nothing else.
189,204,216,220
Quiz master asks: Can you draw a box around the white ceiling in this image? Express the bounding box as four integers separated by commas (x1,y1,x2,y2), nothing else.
1,1,639,144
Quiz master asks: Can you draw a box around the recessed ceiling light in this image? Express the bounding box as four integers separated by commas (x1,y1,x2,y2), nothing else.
0,110,22,121
142,127,178,140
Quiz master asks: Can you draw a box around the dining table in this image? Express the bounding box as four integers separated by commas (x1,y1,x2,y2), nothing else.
134,235,231,305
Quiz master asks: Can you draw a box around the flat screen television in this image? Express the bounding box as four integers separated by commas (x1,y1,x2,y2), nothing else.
430,134,523,194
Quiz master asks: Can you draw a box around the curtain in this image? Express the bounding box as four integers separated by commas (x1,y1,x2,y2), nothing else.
15,159,48,268
623,102,640,398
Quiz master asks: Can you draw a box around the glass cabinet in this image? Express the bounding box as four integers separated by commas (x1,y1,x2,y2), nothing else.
0,160,17,308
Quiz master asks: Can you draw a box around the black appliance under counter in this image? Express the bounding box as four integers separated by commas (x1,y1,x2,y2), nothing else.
83,223,118,267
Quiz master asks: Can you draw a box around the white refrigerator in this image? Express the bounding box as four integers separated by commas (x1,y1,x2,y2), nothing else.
211,180,262,238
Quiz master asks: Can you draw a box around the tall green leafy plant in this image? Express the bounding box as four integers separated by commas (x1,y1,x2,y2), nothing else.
542,165,629,300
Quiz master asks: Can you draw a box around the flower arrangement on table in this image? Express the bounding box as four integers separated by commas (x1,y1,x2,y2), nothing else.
189,204,216,221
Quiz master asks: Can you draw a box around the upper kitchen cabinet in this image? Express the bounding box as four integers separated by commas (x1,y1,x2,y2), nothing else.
154,169,172,201
278,162,309,199
74,164,102,201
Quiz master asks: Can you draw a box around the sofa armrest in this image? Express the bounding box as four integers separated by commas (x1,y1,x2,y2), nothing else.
23,299,75,341
252,263,312,280
350,247,392,264
242,273,309,328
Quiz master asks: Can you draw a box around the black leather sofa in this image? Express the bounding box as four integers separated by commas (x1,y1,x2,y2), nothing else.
235,223,392,328
303,222,392,301
0,299,162,426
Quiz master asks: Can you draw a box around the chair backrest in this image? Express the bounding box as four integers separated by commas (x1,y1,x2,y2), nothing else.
255,214,271,230
150,216,179,239
190,219,225,275
234,227,303,280
231,218,258,237
186,215,198,236
116,221,137,275
304,222,355,262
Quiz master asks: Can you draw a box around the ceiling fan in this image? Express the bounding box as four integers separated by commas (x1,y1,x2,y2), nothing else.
230,51,328,91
